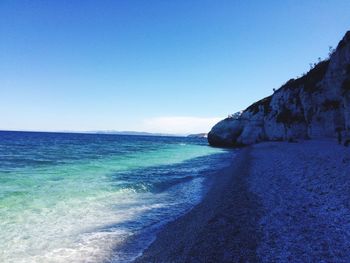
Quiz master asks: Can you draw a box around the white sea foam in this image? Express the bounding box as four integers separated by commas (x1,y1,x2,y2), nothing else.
0,188,169,263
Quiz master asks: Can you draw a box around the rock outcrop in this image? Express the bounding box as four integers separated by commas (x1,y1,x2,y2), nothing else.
208,31,350,147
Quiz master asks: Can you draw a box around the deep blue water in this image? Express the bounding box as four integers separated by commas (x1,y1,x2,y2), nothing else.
0,131,233,262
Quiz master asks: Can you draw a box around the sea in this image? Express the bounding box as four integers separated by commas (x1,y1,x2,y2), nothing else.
0,131,233,263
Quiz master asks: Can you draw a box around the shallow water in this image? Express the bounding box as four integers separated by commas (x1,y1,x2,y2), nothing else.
0,131,233,262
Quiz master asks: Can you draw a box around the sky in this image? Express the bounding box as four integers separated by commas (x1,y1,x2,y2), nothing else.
1,0,350,134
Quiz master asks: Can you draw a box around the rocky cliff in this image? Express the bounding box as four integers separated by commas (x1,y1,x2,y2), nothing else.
208,31,350,147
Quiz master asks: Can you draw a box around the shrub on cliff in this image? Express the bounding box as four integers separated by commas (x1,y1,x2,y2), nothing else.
276,108,305,125
336,31,350,50
322,99,341,111
342,78,350,94
303,60,330,92
278,60,329,93
245,95,272,114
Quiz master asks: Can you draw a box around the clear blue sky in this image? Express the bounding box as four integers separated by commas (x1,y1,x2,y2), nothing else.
1,0,350,133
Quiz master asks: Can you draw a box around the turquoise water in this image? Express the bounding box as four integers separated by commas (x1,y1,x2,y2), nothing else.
0,131,232,262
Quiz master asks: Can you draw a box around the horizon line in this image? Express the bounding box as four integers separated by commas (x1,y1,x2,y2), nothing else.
0,129,208,137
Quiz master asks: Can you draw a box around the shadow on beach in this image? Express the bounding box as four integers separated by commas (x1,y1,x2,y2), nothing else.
133,147,264,262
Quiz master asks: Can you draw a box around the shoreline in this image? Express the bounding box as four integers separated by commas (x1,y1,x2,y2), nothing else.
134,139,350,262
134,147,263,262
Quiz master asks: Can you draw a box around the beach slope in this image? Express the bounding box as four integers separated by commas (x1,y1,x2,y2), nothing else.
135,140,350,262
135,147,263,262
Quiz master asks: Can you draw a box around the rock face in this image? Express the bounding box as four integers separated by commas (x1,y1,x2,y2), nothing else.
208,31,350,147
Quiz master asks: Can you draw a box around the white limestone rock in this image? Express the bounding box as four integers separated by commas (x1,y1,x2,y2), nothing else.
208,31,350,147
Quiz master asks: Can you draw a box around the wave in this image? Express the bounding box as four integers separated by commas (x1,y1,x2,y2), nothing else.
0,132,232,263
